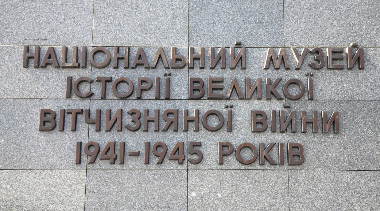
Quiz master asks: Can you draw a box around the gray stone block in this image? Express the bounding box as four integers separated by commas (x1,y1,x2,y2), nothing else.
87,100,188,169
289,170,380,210
0,46,91,99
188,170,288,210
189,47,380,101
0,99,89,169
284,0,380,47
90,47,188,100
0,0,92,46
189,0,284,47
93,0,188,47
187,100,380,170
85,170,187,210
0,170,85,210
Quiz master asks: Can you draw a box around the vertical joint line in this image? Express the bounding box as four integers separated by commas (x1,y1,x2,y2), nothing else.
92,0,95,43
283,0,285,47
187,2,190,210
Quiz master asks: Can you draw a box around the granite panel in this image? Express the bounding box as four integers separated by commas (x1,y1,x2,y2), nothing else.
0,170,85,210
189,47,380,101
87,100,188,170
0,99,89,169
90,47,188,100
284,0,380,47
93,0,188,47
0,46,91,99
188,170,288,210
289,170,380,210
85,170,187,210
189,0,284,47
0,0,92,46
187,100,380,170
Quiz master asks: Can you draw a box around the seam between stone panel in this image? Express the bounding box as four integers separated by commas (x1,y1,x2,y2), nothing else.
83,67,92,211
6,45,380,48
283,0,285,48
4,98,380,102
2,169,375,171
288,170,290,211
92,0,95,44
3,44,380,48
187,0,189,210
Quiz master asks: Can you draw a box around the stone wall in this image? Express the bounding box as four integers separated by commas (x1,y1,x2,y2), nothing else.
0,0,379,210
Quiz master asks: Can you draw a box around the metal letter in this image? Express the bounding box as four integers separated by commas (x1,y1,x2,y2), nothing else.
113,47,129,69
143,109,159,132
137,77,152,99
171,47,187,69
283,79,305,100
62,46,79,68
327,48,344,69
39,109,56,131
230,47,246,69
41,47,59,68
301,111,318,133
189,47,205,69
208,77,224,99
264,48,290,69
251,110,267,132
259,143,276,165
151,47,169,68
162,109,178,131
225,78,244,99
291,48,308,70
67,109,83,131
266,78,283,100
90,47,111,68
96,76,112,99
112,77,133,98
288,143,304,165
85,109,101,131
309,48,324,69
246,77,262,100
73,77,93,98
236,143,258,165
280,110,296,133
210,47,226,69
218,142,233,165
131,47,149,68
106,109,122,132
189,78,205,99
23,46,40,68
202,110,224,131
347,47,364,69
183,109,199,132
125,109,141,131
322,111,339,133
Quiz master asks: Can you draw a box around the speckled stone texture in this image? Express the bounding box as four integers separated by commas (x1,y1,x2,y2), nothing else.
284,0,380,47
0,0,92,46
90,47,188,100
185,100,380,170
189,47,380,101
87,100,189,170
188,170,288,210
85,170,187,210
1,0,380,210
0,46,91,99
0,99,89,169
189,0,284,47
289,170,380,210
93,0,188,47
0,170,85,210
